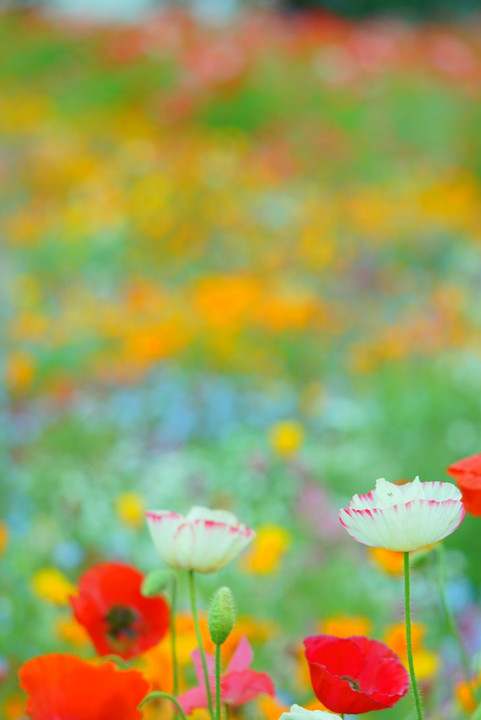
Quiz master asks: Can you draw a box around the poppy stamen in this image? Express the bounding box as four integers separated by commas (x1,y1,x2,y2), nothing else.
105,605,138,639
341,675,361,691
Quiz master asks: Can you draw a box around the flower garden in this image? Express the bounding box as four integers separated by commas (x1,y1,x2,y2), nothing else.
2,5,481,720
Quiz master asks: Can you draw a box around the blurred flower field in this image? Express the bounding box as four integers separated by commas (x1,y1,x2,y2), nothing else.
2,6,481,720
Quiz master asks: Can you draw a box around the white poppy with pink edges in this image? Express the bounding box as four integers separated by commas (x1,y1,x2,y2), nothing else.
145,506,255,573
339,476,465,552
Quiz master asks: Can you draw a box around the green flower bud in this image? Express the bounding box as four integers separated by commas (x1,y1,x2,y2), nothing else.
141,569,172,597
208,586,236,645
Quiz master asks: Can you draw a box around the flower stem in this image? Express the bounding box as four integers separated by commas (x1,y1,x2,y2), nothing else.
215,644,221,720
170,574,179,696
436,544,476,698
403,552,423,720
139,690,188,720
188,570,215,720
99,654,128,669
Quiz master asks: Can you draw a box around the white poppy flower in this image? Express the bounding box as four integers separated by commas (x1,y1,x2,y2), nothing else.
279,704,339,719
146,506,255,573
339,477,465,552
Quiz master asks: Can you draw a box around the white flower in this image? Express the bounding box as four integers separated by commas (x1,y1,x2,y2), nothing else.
145,506,255,573
339,477,465,552
279,704,339,719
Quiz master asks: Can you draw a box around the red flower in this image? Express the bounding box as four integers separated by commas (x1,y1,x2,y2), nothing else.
19,653,149,720
178,636,274,713
304,635,409,715
71,563,169,659
447,454,481,517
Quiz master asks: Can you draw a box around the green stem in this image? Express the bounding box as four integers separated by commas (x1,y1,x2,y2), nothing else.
170,574,179,696
436,545,473,685
404,552,423,720
215,644,221,720
99,654,128,669
188,570,215,720
139,691,188,720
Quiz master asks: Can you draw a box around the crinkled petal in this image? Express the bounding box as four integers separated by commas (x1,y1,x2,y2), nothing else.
173,519,254,573
339,498,465,551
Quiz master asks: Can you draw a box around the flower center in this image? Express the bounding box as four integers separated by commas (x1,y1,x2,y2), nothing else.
105,605,138,640
341,675,361,691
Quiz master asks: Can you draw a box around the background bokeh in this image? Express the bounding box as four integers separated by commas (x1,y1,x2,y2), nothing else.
2,1,481,718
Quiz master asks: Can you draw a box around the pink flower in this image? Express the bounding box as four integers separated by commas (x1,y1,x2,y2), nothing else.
178,636,274,713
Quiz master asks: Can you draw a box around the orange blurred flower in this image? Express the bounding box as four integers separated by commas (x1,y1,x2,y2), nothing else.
455,672,481,713
5,352,35,393
383,622,439,682
240,525,291,574
369,547,405,575
318,614,373,639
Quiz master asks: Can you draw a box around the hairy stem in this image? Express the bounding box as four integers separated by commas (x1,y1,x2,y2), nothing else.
170,574,179,696
139,690,188,720
215,644,222,720
404,552,424,720
188,570,215,720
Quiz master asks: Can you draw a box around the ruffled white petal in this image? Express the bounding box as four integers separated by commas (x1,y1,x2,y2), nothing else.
340,478,465,551
146,511,184,568
348,477,462,513
146,507,255,573
186,506,240,525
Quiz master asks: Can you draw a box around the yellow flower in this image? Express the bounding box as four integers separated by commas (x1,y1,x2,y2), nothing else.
319,614,372,638
240,525,291,574
31,568,76,605
258,695,289,720
0,522,8,556
55,616,89,646
455,672,481,713
172,611,210,666
269,420,304,458
141,641,174,694
115,492,146,529
383,622,439,682
410,648,439,681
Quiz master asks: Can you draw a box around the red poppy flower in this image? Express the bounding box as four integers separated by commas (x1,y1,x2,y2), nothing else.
19,653,149,720
71,563,169,659
447,453,481,516
304,635,409,714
